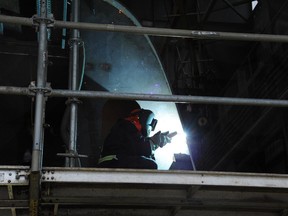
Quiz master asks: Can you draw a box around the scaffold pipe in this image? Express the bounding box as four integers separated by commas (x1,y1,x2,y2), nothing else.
1,15,288,42
29,1,49,215
67,0,80,167
0,86,288,108
49,89,288,107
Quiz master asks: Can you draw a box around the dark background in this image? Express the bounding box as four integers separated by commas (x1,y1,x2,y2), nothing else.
0,0,288,173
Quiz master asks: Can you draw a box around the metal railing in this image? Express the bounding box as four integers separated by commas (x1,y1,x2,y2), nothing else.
1,4,288,215
1,86,288,107
2,14,288,42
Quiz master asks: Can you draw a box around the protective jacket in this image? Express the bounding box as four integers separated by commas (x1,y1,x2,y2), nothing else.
101,118,152,157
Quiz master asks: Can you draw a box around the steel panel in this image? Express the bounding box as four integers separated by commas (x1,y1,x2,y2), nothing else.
41,167,288,188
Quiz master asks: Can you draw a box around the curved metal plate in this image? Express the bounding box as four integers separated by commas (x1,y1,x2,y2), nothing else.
80,0,190,169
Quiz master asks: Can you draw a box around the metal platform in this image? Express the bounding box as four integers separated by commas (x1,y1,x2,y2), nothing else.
1,166,288,216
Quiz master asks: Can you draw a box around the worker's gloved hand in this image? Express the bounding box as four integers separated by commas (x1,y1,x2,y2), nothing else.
150,131,171,148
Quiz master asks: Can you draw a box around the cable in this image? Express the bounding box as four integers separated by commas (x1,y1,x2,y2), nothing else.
78,41,86,90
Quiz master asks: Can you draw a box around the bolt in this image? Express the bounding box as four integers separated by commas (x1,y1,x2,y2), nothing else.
8,180,11,183
9,173,12,176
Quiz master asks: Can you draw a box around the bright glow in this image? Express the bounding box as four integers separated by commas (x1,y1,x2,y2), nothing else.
154,131,189,170
82,0,193,170
139,101,190,170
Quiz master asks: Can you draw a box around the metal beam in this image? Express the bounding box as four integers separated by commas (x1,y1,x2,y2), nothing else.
35,208,288,216
1,166,288,215
1,15,288,43
50,21,288,43
24,89,288,108
0,200,29,208
41,167,288,189
0,167,29,185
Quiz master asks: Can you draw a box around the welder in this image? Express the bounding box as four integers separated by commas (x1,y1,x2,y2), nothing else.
98,108,172,169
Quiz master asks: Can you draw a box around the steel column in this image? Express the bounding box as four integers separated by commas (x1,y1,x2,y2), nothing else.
29,0,49,215
31,0,49,173
67,0,80,167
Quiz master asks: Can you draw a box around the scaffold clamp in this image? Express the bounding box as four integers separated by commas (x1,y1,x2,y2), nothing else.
28,81,52,96
32,14,55,28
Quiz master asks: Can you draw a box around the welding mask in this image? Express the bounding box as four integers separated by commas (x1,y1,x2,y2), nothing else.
131,109,157,137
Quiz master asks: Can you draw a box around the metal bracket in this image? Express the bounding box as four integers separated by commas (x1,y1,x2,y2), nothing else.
0,169,29,185
15,169,30,180
32,14,54,28
41,170,55,181
28,81,52,96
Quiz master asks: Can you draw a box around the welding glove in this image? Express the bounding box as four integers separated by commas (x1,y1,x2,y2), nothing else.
150,131,171,148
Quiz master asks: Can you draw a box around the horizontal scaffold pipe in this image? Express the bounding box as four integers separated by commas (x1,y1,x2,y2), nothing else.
1,15,288,43
0,86,288,108
0,86,30,95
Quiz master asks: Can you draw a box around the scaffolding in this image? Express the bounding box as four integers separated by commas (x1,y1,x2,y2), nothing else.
1,0,288,215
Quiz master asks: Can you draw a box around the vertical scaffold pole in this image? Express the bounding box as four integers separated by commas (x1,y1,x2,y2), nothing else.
67,0,80,167
29,0,49,215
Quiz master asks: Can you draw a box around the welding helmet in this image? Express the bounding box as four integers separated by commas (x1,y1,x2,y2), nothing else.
130,109,158,137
